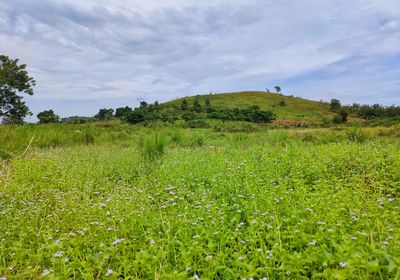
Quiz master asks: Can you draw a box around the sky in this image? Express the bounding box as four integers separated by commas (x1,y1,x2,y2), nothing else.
0,0,399,119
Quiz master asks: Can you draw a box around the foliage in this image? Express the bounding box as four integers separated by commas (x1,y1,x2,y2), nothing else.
37,109,60,124
0,55,36,124
184,119,210,128
61,116,96,124
180,99,188,111
115,106,133,120
95,108,114,120
279,100,286,106
330,98,341,112
193,98,202,113
208,106,276,123
274,85,281,93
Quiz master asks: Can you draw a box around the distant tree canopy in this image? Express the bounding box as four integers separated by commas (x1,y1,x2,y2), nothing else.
0,55,36,124
95,108,114,120
180,99,188,111
193,98,202,113
37,109,59,124
330,98,341,112
274,86,281,93
115,106,133,120
125,101,176,125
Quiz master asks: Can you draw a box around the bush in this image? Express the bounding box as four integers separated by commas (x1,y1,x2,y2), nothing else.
184,119,210,128
332,115,344,124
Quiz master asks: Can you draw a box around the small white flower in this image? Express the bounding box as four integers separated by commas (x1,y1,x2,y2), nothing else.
41,269,51,276
105,269,113,276
339,262,348,268
150,239,155,245
308,240,316,246
53,251,64,257
192,274,200,280
0,277,7,280
186,267,192,271
112,238,125,245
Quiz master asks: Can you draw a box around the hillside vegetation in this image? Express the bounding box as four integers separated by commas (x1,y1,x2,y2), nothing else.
165,91,334,122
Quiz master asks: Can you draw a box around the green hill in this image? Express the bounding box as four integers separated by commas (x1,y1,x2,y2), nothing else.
164,91,334,123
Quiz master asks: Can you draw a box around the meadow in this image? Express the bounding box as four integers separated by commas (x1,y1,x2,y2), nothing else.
0,123,400,279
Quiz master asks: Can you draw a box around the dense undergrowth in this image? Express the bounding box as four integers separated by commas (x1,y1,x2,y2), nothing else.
0,124,400,279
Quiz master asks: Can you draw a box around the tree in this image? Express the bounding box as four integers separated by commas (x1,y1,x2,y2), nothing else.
37,109,59,123
95,108,114,120
115,106,133,120
180,99,188,111
274,86,281,94
0,55,36,124
338,109,349,123
279,100,286,106
125,110,145,124
193,98,202,113
330,98,341,112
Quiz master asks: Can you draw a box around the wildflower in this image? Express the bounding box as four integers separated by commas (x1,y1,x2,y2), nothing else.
112,238,125,245
339,262,348,268
105,269,113,276
150,239,155,245
41,269,51,276
308,240,316,246
186,267,192,271
274,198,280,203
192,274,200,280
351,216,358,221
53,251,64,257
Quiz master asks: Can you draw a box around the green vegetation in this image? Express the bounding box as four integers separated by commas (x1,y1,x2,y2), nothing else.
0,55,36,124
165,91,333,122
1,123,400,279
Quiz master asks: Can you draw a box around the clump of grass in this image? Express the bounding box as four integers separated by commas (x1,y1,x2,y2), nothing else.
170,130,185,146
346,128,368,143
140,133,167,160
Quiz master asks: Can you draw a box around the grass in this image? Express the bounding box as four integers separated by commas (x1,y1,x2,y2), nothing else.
0,124,400,279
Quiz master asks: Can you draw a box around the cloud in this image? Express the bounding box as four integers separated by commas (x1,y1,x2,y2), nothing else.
0,0,399,118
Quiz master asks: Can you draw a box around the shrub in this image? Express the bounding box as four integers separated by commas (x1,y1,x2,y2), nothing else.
332,115,344,124
184,119,210,128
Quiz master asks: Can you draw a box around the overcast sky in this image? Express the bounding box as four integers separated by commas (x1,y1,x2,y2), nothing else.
1,0,399,118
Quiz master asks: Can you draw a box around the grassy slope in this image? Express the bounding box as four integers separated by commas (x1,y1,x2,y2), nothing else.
165,91,334,122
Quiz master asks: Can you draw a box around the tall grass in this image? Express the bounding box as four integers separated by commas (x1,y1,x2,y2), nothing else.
140,133,167,160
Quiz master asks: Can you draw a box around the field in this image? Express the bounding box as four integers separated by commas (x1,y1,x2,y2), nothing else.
1,124,400,279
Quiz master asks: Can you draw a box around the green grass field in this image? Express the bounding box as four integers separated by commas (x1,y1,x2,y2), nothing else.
0,124,400,279
1,124,400,279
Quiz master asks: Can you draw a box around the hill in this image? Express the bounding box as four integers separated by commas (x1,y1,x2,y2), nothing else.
164,91,334,123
